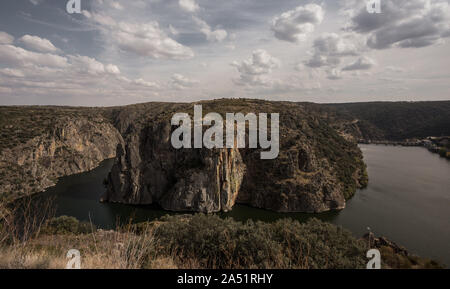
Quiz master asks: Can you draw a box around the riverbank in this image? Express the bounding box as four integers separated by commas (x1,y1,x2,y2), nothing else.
359,136,450,159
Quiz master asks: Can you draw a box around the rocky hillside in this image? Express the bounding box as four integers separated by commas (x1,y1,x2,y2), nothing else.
0,107,123,202
3,99,449,212
0,100,369,213
327,101,450,141
103,99,368,213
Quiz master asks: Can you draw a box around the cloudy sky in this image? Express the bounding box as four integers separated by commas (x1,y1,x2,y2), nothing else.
0,0,449,106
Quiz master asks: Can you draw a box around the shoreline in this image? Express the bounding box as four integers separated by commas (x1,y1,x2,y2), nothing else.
358,137,450,160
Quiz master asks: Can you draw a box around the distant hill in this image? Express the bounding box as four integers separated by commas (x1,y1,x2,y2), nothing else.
327,101,450,141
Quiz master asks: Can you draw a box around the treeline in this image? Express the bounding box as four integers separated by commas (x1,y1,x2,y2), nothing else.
328,101,450,140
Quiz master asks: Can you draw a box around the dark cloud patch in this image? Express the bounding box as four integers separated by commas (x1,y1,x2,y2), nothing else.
176,32,209,47
304,33,360,68
347,0,450,49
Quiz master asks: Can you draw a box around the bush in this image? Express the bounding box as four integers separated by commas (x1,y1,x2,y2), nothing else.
150,214,367,269
42,216,96,235
77,221,95,234
379,245,444,269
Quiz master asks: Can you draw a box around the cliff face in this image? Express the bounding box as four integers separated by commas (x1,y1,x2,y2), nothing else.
0,115,123,202
103,99,368,213
104,121,245,213
0,100,368,213
237,146,346,213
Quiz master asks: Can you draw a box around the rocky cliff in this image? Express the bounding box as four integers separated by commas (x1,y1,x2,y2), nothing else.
103,99,368,213
0,109,123,202
104,120,245,213
0,100,368,213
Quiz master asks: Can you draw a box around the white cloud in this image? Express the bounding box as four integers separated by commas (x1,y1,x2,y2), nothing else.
179,0,199,13
105,64,120,75
0,43,161,101
29,0,43,5
232,49,281,87
84,12,194,60
0,68,25,78
110,1,124,10
385,66,405,73
0,44,68,68
170,73,199,90
271,4,324,43
0,31,14,44
0,87,13,94
132,78,159,88
225,44,236,50
193,16,228,42
327,69,342,80
169,25,179,36
342,56,375,71
68,55,121,75
19,35,59,53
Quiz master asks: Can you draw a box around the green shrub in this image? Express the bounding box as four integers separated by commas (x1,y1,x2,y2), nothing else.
379,245,444,269
42,216,96,235
77,221,95,234
150,214,367,269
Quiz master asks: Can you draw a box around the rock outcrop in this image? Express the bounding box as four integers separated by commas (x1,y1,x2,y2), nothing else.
104,120,246,213
103,99,368,213
238,147,346,213
0,116,123,202
363,232,409,256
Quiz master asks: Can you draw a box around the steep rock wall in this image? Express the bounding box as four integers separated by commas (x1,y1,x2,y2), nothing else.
103,121,245,213
0,117,123,202
103,100,368,213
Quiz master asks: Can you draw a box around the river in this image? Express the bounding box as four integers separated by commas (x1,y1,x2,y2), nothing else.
38,144,450,265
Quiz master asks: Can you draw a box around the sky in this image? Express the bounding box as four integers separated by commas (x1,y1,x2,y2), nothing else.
0,0,449,106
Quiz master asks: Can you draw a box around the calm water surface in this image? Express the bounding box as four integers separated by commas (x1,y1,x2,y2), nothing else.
39,144,450,265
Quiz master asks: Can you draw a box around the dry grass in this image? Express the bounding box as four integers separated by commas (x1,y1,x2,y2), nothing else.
0,197,178,269
0,196,55,245
0,223,177,269
1,205,444,269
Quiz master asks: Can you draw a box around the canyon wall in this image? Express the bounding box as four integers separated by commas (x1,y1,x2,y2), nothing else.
103,100,368,213
0,115,123,202
0,100,368,213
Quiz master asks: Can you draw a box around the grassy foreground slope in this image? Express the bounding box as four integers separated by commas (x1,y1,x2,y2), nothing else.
0,211,444,269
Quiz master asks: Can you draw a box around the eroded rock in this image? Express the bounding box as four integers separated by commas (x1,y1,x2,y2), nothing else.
103,100,368,213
